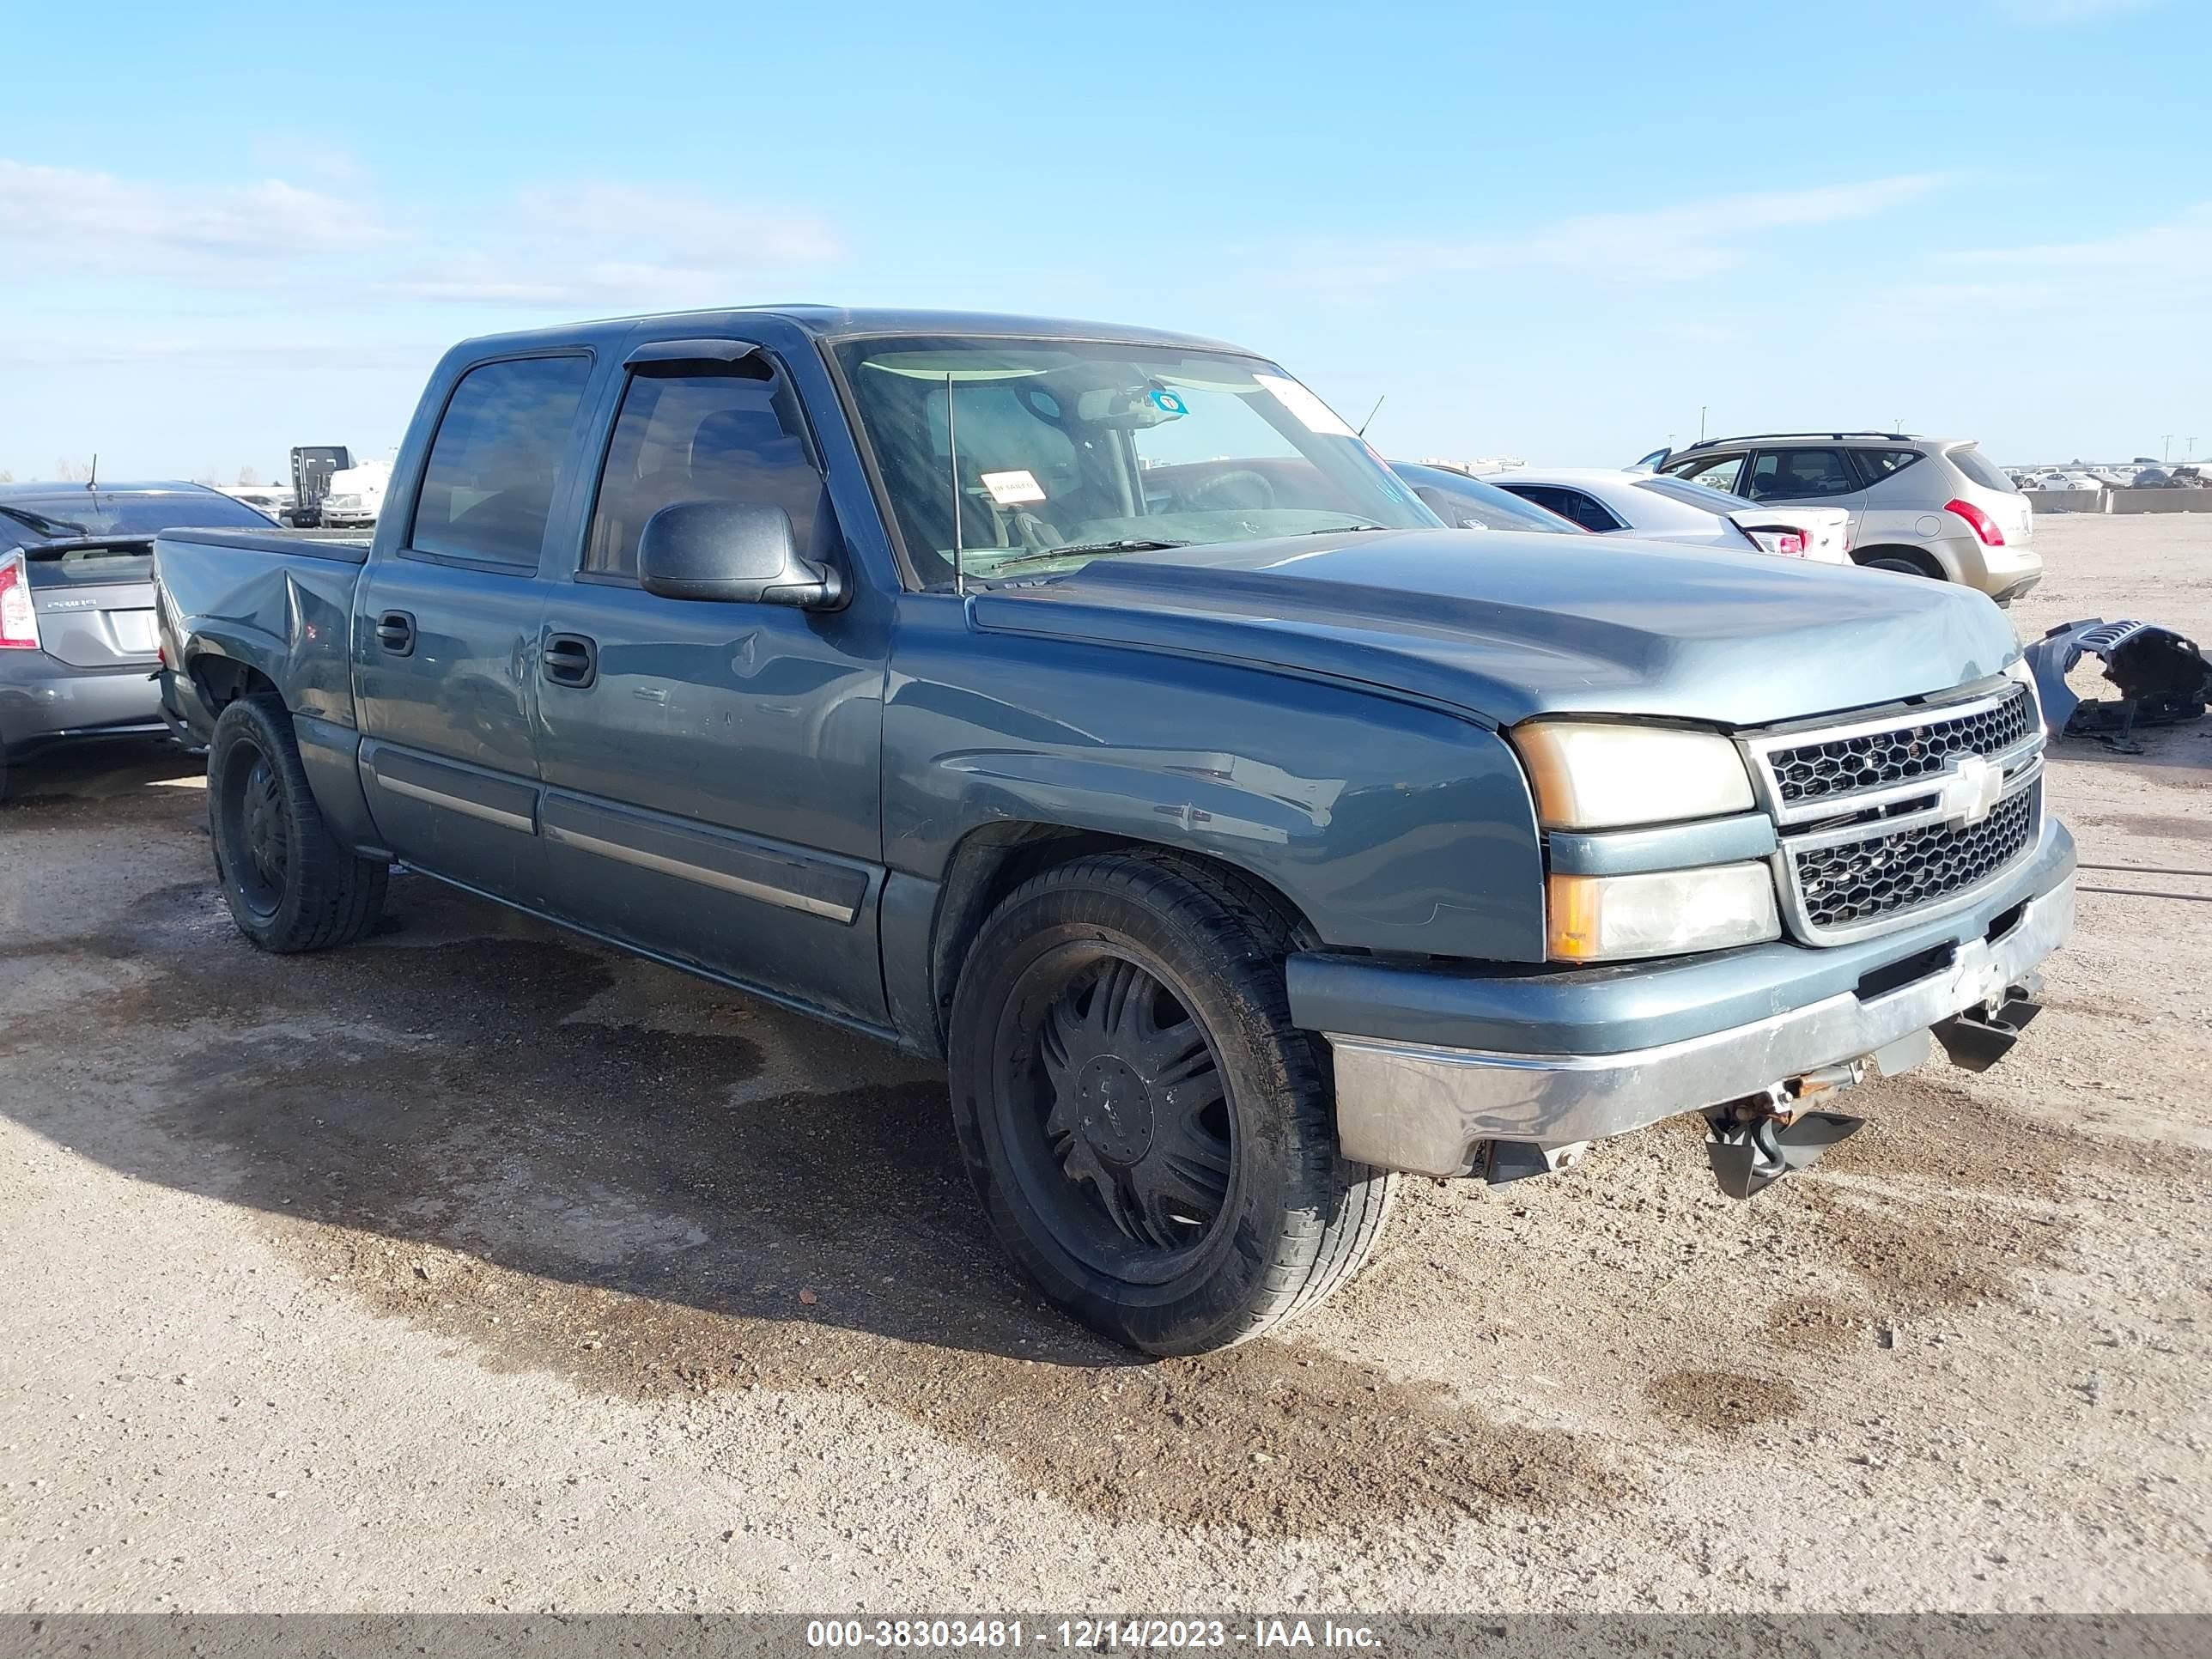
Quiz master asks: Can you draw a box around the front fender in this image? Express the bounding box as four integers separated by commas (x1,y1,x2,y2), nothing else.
884,602,1546,963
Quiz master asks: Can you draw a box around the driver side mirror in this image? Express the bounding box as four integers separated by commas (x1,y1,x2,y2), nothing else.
637,501,844,609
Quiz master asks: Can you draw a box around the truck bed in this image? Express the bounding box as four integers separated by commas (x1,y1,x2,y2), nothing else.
153,527,376,737
157,526,374,565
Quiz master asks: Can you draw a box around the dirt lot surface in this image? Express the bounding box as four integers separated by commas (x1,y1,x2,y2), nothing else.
3,514,2207,1614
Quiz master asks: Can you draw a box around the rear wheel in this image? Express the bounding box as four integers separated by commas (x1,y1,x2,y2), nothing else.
207,696,386,952
1856,547,1944,580
948,851,1396,1355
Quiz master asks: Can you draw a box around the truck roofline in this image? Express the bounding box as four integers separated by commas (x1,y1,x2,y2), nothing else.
444,305,1256,361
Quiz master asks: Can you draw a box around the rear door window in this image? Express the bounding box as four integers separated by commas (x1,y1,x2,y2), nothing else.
1745,447,1858,501
583,364,827,580
411,355,594,566
1504,483,1624,532
1850,447,1925,487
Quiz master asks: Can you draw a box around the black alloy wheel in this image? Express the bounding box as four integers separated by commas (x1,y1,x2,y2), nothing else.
948,850,1398,1354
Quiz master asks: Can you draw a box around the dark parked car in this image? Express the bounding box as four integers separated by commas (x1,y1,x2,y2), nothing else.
1,482,275,797
155,308,2075,1354
1387,460,1586,532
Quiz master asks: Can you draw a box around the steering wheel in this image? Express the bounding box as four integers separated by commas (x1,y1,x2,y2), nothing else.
1183,469,1276,511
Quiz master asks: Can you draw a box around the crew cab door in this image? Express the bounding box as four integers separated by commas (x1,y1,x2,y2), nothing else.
354,351,597,905
531,333,890,1026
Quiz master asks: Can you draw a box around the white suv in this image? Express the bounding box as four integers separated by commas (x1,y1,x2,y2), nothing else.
1634,433,2041,604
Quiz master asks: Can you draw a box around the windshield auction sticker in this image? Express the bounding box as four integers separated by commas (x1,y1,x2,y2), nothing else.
981,469,1048,506
1253,374,1357,438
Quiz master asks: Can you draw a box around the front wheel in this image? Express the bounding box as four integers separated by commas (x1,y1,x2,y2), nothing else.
948,851,1396,1355
206,696,387,952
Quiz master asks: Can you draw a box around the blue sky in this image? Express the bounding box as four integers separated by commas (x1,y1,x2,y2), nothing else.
3,0,2207,483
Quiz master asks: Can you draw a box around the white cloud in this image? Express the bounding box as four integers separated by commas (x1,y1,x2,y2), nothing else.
0,158,382,274
1950,201,2212,271
1288,173,1953,293
0,158,839,313
391,183,842,310
1839,204,2212,340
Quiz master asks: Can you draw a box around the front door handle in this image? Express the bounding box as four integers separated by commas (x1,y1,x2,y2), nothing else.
375,611,415,656
542,632,598,689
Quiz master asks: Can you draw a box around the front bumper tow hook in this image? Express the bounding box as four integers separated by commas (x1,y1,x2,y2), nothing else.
1932,992,2044,1073
1705,1070,1866,1200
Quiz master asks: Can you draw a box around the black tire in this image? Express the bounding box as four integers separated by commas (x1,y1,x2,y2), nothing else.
948,850,1397,1355
206,696,386,952
1856,548,1944,580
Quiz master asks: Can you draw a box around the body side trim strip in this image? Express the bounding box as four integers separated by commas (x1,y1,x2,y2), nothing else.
539,791,867,925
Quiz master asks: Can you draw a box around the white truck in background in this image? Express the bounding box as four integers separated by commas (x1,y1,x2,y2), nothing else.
319,458,392,530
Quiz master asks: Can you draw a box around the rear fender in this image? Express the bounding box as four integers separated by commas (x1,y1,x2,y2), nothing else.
169,566,358,727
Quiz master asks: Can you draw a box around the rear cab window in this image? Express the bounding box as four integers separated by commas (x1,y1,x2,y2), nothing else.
410,355,594,567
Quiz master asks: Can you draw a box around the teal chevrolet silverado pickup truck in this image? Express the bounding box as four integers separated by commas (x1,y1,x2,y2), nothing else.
155,307,2075,1354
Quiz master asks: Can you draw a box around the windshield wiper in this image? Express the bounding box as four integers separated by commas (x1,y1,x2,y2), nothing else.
0,502,88,538
986,538,1191,576
1300,523,1389,535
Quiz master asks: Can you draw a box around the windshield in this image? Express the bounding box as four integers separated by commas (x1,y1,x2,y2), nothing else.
830,337,1438,587
0,491,274,542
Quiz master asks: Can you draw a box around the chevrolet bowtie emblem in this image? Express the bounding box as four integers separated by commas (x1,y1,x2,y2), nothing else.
1939,753,2002,825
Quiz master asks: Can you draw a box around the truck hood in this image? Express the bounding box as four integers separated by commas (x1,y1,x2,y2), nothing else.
968,528,2020,728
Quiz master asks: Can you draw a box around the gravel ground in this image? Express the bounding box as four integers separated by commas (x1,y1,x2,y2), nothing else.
2,514,2206,1614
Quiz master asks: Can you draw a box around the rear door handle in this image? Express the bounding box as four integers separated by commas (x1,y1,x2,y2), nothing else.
542,632,598,689
376,611,415,656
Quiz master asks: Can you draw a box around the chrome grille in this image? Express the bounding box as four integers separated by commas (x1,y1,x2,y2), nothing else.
1747,681,2048,945
1791,788,2037,934
1765,684,2035,810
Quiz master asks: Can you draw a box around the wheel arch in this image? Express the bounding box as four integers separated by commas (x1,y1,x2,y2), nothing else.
1851,543,1949,580
898,822,1318,1060
186,651,283,713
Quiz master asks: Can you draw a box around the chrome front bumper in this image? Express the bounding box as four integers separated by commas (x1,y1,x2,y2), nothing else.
1327,872,2075,1179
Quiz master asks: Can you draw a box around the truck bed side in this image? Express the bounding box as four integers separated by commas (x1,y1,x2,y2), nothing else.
155,529,370,727
154,527,387,855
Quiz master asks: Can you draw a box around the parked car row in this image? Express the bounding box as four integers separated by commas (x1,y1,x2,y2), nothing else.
1629,430,2040,602
2011,462,2208,492
0,481,281,797
118,306,2075,1358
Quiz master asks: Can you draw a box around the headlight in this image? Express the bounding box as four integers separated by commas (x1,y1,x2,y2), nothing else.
1548,864,1779,961
1511,720,1755,830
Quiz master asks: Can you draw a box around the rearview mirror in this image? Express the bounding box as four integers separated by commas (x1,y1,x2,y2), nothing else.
637,501,843,609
